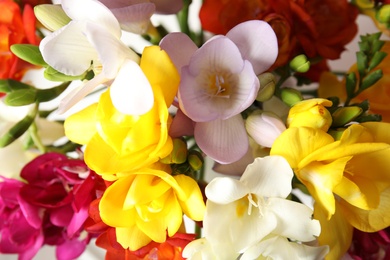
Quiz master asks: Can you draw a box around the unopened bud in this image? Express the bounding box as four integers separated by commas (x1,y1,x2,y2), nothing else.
256,72,276,102
188,150,203,171
287,98,333,132
289,54,310,73
331,106,363,127
353,0,375,9
377,5,390,24
245,110,286,148
160,138,187,164
280,88,303,107
328,128,346,141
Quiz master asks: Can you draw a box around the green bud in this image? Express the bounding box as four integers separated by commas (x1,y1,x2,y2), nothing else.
328,128,346,141
0,79,34,93
36,82,70,103
4,89,37,106
377,5,390,24
34,4,71,31
352,0,375,9
188,150,204,171
356,51,368,76
289,54,310,73
10,44,47,67
331,106,363,127
368,51,387,71
280,88,303,107
360,69,383,90
160,138,187,164
256,72,276,102
345,72,357,97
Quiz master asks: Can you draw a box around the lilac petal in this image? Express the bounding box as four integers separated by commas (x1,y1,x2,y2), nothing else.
109,59,154,115
194,115,248,164
62,0,121,37
40,21,98,76
226,20,278,75
180,59,258,122
160,32,198,71
151,0,183,14
212,146,254,176
109,3,155,34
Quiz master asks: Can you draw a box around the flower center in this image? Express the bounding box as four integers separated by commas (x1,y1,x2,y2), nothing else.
206,73,231,98
236,193,267,218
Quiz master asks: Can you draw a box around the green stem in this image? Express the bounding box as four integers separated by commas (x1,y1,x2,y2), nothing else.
177,0,192,37
29,121,47,153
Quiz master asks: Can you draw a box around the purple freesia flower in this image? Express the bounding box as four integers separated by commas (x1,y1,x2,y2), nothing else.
160,20,278,163
0,152,100,260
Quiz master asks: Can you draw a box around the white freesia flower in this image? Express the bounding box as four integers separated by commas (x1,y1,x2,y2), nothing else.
184,156,327,259
38,0,153,115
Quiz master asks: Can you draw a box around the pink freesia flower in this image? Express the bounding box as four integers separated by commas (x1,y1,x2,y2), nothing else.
160,20,278,163
0,177,44,260
348,228,390,260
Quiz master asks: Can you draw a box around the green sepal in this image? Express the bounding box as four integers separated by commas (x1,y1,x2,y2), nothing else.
355,113,382,123
4,89,37,106
0,103,38,147
10,44,47,67
36,82,70,102
368,51,387,71
0,79,34,93
331,106,363,127
360,69,383,90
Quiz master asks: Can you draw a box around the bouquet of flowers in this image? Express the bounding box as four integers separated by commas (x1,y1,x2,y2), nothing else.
1,0,390,259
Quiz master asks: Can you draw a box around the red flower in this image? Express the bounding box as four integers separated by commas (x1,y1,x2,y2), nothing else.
0,0,41,80
349,228,390,260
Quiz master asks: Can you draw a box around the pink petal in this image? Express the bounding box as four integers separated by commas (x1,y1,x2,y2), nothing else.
226,20,278,75
169,109,195,138
50,205,74,227
194,115,248,164
67,206,89,237
56,237,88,260
151,0,183,14
160,32,198,71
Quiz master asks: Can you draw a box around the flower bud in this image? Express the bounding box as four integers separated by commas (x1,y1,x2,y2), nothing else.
245,110,286,148
188,150,204,171
256,72,276,102
280,88,303,107
289,54,310,73
160,138,188,164
287,98,333,132
331,106,363,127
377,5,390,25
353,0,375,9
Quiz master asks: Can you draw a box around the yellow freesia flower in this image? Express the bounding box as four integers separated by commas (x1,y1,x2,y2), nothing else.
270,122,390,259
99,162,205,251
287,98,333,132
64,46,180,179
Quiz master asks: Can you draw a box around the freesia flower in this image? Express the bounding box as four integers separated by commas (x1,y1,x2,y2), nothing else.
0,0,40,80
160,20,278,164
348,227,390,260
64,46,179,178
37,0,152,115
271,122,390,259
98,162,205,251
184,156,326,259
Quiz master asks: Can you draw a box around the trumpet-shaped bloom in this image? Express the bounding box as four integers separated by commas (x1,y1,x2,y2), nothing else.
38,0,153,115
184,156,325,259
271,122,390,259
160,20,278,164
64,46,179,179
98,163,205,251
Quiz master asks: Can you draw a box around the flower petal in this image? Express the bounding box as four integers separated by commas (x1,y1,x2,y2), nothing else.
116,226,152,250
194,115,248,164
205,177,249,205
110,60,154,115
64,103,98,144
240,156,293,198
226,20,278,74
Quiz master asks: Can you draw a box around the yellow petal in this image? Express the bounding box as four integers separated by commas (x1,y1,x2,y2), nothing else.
270,127,334,168
361,122,390,143
64,103,97,144
314,203,353,260
140,46,180,107
116,226,152,251
99,174,137,227
136,212,167,243
163,193,184,237
174,174,206,221
338,187,390,232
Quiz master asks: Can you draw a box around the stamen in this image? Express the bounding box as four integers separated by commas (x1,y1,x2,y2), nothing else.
247,193,258,215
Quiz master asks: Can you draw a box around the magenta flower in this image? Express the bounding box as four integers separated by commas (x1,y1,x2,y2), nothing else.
161,20,278,163
348,228,390,260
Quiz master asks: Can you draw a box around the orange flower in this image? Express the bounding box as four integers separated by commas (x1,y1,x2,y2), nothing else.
0,0,40,80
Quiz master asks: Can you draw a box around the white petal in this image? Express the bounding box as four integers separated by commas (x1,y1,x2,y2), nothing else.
110,60,153,115
160,32,198,71
240,156,293,198
62,0,121,37
84,22,140,78
268,198,321,242
194,115,249,164
40,21,97,76
227,20,278,75
205,177,249,204
182,238,217,260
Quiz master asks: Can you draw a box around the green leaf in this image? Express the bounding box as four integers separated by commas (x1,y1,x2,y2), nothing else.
10,44,47,67
0,104,37,147
4,89,37,106
360,69,383,90
368,51,387,71
36,82,70,102
0,79,34,93
44,66,86,81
